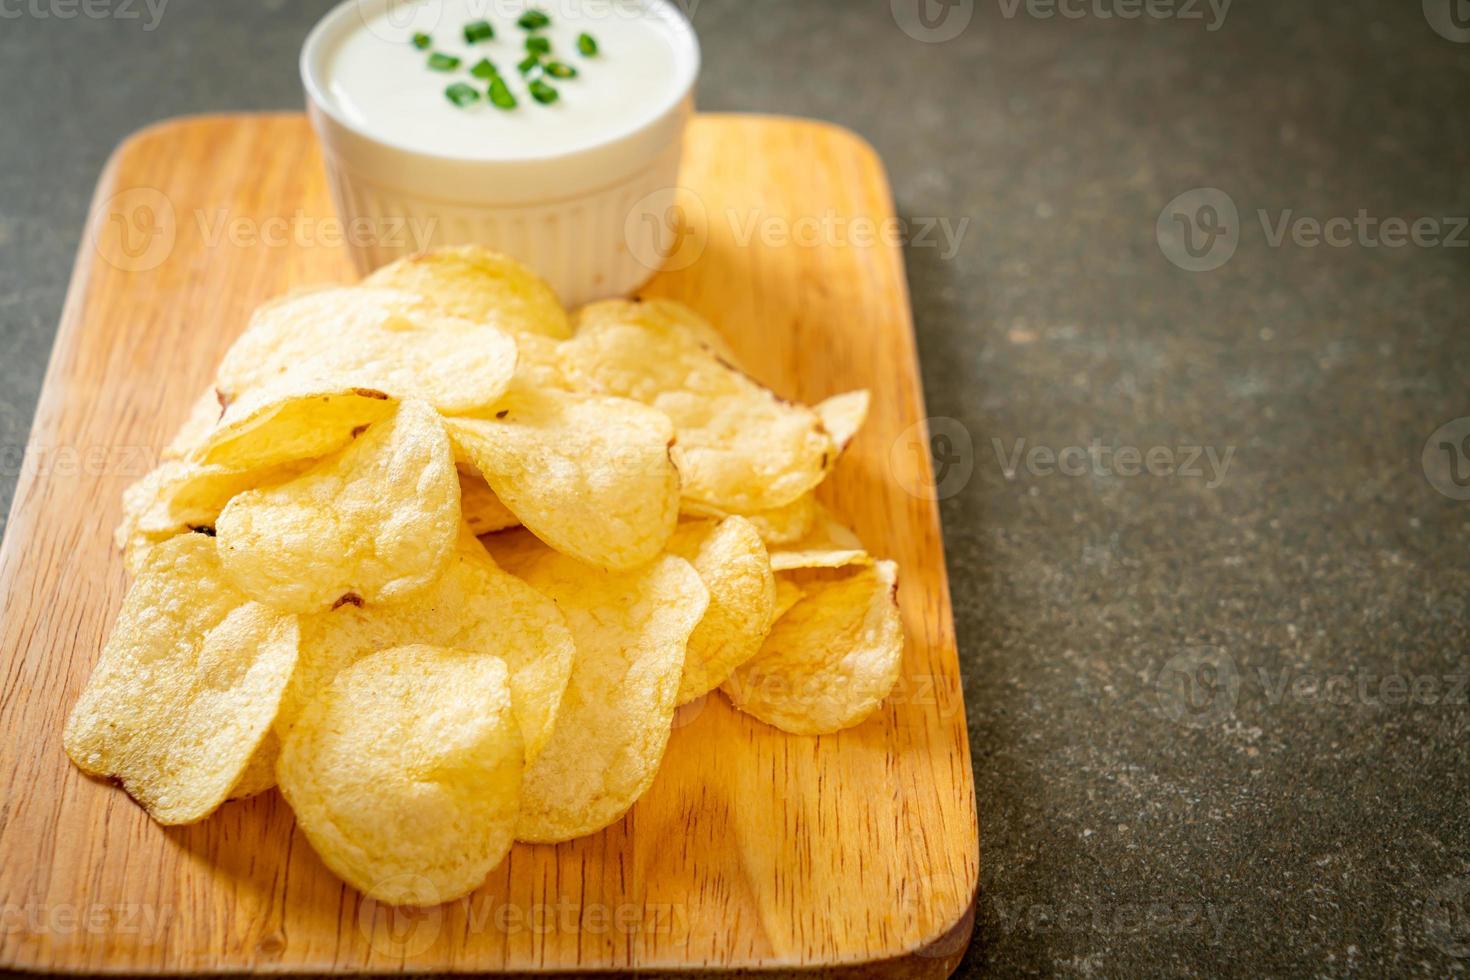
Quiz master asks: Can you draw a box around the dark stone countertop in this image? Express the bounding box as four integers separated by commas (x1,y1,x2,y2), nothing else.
2,0,1468,975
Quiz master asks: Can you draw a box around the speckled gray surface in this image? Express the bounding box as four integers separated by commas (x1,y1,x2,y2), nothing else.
2,1,1469,976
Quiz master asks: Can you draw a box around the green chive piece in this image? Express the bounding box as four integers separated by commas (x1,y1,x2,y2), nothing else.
489,76,517,109
411,32,432,50
470,57,499,79
427,52,461,71
517,8,550,29
463,19,494,42
576,32,598,56
517,53,542,75
445,82,480,107
525,35,551,54
528,78,559,104
545,60,577,78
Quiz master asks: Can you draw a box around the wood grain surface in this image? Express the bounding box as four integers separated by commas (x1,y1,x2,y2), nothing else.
0,113,977,976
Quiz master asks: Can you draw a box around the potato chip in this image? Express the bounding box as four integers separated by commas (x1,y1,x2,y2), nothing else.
276,529,574,763
63,534,299,824
214,287,517,415
768,504,872,572
277,645,522,906
723,561,902,735
815,389,870,454
216,400,459,613
682,491,818,547
363,245,571,339
192,381,398,471
665,517,777,703
446,386,678,571
459,468,520,535
562,304,834,513
575,298,741,365
116,459,311,576
163,387,225,460
486,534,707,842
773,579,806,620
230,731,280,799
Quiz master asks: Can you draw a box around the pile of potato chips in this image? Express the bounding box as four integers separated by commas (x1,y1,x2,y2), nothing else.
64,246,904,907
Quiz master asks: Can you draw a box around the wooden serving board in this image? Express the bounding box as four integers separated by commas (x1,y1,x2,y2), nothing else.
0,113,977,976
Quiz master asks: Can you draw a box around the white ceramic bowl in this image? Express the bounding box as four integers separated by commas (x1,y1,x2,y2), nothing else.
300,0,700,306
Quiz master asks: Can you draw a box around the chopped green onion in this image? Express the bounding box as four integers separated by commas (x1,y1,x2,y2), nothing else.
445,82,480,107
411,32,432,50
576,32,598,56
517,53,542,75
517,8,550,29
525,35,551,54
488,76,517,109
470,57,500,79
528,78,559,104
463,19,494,42
427,52,461,71
544,60,577,78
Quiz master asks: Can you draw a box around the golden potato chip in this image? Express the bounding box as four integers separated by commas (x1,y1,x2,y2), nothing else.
815,389,870,454
230,731,280,799
192,381,398,471
768,504,872,572
277,645,522,906
666,517,777,704
276,529,574,763
116,459,311,576
216,400,459,613
723,561,902,735
363,245,571,339
446,386,678,571
562,305,833,512
214,287,517,415
459,468,520,534
163,387,225,460
486,534,707,842
575,298,741,365
773,579,806,620
682,491,818,547
63,534,299,824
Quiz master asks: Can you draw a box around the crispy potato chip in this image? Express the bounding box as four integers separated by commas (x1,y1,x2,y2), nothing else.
63,534,299,824
116,459,312,576
446,387,678,571
666,518,777,703
163,388,225,460
363,245,571,339
277,645,522,906
214,287,517,415
768,504,872,572
230,731,280,799
277,529,574,763
216,400,458,613
576,298,741,365
486,534,707,842
563,304,833,512
459,468,520,534
193,381,399,471
723,561,902,735
773,579,806,620
815,390,870,454
682,491,818,547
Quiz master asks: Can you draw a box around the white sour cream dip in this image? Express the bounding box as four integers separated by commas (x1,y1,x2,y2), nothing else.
320,0,696,159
